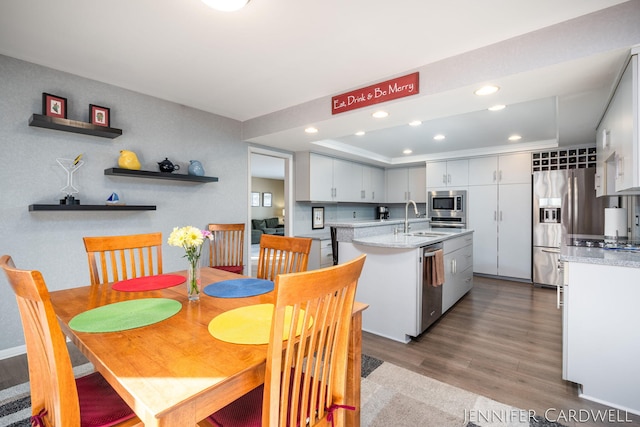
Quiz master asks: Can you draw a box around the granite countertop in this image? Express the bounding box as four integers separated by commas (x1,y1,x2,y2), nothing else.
325,218,429,228
560,245,640,268
351,228,473,249
295,233,331,240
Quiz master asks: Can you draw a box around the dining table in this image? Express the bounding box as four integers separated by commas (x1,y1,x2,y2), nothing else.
49,266,368,426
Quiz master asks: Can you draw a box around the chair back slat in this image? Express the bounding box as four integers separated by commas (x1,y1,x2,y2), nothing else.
256,235,312,282
1,255,81,426
262,254,366,427
83,232,163,286
208,224,245,273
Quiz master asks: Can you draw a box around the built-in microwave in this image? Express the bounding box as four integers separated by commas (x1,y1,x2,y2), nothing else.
428,190,467,227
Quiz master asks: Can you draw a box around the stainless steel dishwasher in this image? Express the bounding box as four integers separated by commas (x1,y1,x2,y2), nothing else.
419,243,443,334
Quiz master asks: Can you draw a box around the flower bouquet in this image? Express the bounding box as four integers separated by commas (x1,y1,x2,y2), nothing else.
168,226,213,301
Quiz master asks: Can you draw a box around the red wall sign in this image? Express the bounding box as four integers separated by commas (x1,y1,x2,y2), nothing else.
331,72,419,115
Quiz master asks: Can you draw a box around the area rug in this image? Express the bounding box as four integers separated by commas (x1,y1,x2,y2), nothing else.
0,356,564,427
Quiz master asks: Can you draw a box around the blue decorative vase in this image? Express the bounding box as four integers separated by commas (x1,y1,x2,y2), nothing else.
188,160,205,176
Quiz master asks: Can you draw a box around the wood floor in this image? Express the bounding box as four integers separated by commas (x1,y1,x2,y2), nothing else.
362,275,640,427
2,275,638,426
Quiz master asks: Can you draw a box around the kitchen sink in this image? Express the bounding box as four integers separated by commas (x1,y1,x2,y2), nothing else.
405,231,449,237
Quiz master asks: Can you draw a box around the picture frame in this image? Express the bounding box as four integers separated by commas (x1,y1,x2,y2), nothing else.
312,207,325,229
42,93,67,118
89,104,110,127
262,192,272,207
251,192,260,207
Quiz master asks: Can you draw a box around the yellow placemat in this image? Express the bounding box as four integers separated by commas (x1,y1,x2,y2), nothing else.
208,304,311,345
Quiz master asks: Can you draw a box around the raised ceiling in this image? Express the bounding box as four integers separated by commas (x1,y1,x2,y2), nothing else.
1,0,639,167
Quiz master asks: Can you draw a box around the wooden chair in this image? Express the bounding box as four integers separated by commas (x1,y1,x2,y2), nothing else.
202,254,366,427
0,255,142,427
83,232,163,286
256,234,312,282
208,223,245,274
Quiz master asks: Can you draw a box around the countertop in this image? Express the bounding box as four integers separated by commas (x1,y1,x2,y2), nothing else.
560,245,640,268
295,233,331,240
326,218,430,228
351,228,473,249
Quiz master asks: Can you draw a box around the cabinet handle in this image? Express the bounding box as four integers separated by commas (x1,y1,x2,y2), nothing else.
499,211,503,221
556,284,563,309
493,171,496,182
494,211,497,221
442,174,447,184
361,190,365,199
499,170,503,182
447,174,451,184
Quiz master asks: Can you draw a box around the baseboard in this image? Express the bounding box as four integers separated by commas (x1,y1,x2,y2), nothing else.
0,345,26,361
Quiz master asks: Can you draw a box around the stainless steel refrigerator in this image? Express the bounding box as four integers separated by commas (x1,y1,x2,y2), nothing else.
532,169,605,287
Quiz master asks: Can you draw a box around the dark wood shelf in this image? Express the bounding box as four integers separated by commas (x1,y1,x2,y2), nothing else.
104,168,219,183
29,114,123,139
29,204,156,211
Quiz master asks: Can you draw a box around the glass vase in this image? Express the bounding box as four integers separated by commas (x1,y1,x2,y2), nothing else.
187,257,201,301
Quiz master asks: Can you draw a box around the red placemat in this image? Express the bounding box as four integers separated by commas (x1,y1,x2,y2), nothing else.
112,274,185,292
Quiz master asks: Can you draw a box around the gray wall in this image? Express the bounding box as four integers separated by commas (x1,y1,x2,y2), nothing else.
0,55,248,355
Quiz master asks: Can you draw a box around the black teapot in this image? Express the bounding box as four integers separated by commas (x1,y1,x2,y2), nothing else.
158,158,180,173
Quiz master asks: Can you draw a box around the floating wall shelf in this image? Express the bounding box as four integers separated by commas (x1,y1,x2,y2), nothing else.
29,114,123,139
104,168,219,183
29,204,156,212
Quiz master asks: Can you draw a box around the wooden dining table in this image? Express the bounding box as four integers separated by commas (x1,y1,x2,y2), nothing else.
49,267,368,427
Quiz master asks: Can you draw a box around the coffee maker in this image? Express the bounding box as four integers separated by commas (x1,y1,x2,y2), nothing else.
377,206,389,220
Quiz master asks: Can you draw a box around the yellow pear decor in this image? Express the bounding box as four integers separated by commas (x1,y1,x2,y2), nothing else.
118,150,141,170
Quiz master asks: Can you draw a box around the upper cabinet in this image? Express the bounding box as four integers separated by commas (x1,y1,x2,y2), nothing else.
426,159,468,189
597,52,639,195
386,166,426,203
468,152,531,186
295,152,384,202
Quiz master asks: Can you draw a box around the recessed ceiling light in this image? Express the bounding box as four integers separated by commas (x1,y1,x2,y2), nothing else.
201,0,249,11
305,127,318,134
508,134,522,141
474,85,500,96
403,149,413,154
409,120,422,127
355,131,365,136
488,104,506,111
433,134,446,141
372,110,389,119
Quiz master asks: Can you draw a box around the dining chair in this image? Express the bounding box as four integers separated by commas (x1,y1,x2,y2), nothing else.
256,234,312,282
83,232,163,286
202,253,366,427
0,255,142,427
207,223,245,274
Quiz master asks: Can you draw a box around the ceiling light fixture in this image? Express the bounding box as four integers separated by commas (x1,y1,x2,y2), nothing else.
372,110,388,119
304,127,318,134
488,104,506,111
355,131,365,136
474,85,500,96
433,134,445,141
409,120,422,127
508,134,522,141
201,0,250,11
403,149,413,154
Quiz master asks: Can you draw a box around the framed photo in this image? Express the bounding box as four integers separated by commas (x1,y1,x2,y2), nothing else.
312,207,325,229
262,192,272,207
89,104,110,127
42,93,67,118
251,192,260,207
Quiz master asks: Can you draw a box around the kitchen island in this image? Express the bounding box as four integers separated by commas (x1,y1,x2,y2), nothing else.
560,244,640,415
329,219,473,343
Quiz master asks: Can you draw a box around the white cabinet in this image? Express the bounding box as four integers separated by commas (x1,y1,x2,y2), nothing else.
307,237,333,270
468,153,531,185
361,165,386,203
386,166,426,203
295,152,368,202
596,53,639,195
468,182,531,280
442,234,473,313
426,159,468,189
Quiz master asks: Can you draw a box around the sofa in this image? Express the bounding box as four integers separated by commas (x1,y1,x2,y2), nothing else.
251,217,284,244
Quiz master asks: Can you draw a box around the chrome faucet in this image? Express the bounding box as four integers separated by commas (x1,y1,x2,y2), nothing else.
404,200,419,233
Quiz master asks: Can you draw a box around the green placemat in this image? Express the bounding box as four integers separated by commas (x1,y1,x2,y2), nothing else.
69,298,182,333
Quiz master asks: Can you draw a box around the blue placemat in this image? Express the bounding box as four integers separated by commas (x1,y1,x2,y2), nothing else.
203,278,274,298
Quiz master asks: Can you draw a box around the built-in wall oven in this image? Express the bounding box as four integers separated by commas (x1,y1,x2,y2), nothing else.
428,190,467,228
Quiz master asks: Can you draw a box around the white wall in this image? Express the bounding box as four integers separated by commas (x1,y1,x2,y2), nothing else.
0,55,248,354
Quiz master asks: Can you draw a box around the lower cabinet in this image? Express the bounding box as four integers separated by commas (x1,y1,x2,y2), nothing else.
442,234,473,312
307,237,333,270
